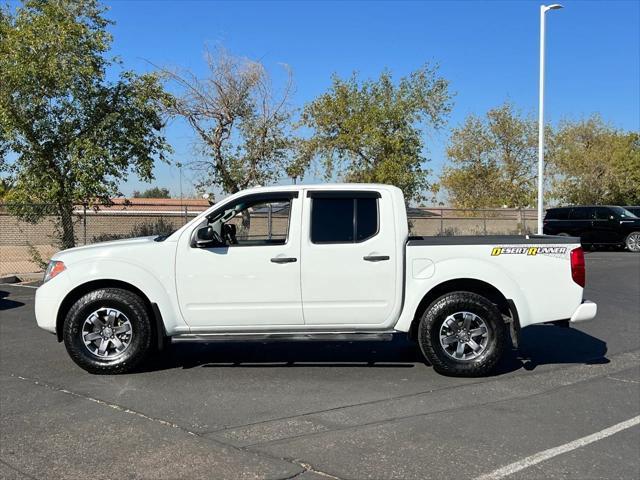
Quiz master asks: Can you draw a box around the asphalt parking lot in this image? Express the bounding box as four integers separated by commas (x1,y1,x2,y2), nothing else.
1,251,639,480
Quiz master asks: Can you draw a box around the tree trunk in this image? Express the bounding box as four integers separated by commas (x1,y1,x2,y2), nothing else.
58,202,76,249
240,209,251,240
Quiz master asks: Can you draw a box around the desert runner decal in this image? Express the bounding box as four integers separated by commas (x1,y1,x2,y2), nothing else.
491,246,568,256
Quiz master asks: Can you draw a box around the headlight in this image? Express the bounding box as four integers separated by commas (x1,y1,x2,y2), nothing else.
43,260,66,283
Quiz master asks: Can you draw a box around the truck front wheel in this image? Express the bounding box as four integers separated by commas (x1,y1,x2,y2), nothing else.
418,291,507,377
63,288,152,374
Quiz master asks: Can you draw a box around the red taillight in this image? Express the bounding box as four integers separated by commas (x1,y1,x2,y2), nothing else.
570,247,585,287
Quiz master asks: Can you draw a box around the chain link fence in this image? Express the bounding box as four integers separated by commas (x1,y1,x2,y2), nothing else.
407,207,537,237
0,201,538,276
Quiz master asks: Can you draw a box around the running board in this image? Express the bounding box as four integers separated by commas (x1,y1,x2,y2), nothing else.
170,331,396,343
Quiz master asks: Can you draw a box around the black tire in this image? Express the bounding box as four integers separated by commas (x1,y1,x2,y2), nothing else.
417,291,507,377
63,288,152,374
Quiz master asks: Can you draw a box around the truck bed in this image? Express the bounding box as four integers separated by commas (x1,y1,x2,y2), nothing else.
399,234,584,330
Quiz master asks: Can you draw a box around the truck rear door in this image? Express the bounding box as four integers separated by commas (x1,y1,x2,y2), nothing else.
300,189,398,326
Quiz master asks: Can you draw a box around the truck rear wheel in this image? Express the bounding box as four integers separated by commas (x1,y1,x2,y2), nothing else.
417,291,507,377
63,288,152,374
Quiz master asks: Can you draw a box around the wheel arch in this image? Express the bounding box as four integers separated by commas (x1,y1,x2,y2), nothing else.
55,279,166,350
407,278,518,342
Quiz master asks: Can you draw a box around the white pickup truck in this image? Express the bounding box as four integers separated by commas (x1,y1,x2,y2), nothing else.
35,184,597,376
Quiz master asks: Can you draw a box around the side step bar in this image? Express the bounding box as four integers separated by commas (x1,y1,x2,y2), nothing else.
171,331,396,343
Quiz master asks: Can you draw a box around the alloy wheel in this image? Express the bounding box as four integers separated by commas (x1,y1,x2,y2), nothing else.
439,311,490,361
81,308,133,359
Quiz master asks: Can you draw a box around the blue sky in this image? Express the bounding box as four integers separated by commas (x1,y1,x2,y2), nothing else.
100,1,639,196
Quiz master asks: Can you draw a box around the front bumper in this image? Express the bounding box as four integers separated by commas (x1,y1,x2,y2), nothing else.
35,288,59,334
570,300,597,323
34,272,70,335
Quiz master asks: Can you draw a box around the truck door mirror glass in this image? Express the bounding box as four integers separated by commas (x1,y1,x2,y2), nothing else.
194,225,224,247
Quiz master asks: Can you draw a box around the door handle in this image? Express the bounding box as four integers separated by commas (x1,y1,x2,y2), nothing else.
363,255,390,262
271,257,297,263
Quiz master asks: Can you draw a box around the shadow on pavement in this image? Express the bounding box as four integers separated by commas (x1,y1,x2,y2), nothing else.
141,335,421,372
0,290,26,311
495,324,609,374
139,325,607,375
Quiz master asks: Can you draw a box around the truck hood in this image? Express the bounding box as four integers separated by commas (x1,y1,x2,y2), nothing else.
53,236,159,262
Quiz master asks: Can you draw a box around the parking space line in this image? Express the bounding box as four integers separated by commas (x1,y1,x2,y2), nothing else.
608,376,640,384
475,415,640,480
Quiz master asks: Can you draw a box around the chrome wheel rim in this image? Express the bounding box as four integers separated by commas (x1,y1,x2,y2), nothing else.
627,233,640,252
82,308,133,359
439,311,490,361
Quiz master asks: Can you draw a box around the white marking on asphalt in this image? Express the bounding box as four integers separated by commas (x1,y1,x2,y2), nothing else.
297,462,340,479
608,376,640,384
0,283,38,289
475,415,640,480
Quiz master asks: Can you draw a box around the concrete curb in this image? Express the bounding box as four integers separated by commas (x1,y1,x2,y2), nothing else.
0,275,20,284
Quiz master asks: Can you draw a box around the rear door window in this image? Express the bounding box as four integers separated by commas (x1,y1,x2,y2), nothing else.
569,207,594,220
355,197,378,241
547,208,570,220
310,193,380,244
310,198,354,243
594,207,612,220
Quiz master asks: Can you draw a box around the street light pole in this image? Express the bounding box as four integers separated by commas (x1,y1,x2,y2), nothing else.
176,162,183,202
537,3,563,235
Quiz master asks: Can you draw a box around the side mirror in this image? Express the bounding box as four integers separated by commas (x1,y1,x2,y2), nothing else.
194,225,220,247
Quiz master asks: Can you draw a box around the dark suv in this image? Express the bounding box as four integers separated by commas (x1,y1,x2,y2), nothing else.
543,206,640,252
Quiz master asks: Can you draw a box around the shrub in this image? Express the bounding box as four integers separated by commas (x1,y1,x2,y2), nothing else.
92,217,176,243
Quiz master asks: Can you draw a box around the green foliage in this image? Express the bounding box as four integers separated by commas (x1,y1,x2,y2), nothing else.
27,242,48,271
133,186,171,198
91,217,176,243
299,66,452,203
0,0,171,249
441,102,539,209
548,116,640,205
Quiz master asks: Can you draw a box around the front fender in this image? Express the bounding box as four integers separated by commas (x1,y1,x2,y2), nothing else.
61,258,187,335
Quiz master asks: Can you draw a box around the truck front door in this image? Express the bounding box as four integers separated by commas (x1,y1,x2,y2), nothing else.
592,207,622,244
175,192,303,328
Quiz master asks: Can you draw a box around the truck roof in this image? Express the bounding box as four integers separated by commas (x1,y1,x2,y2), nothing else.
548,205,632,209
240,183,399,194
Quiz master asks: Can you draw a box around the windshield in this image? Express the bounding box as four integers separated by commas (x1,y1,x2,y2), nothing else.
610,206,638,219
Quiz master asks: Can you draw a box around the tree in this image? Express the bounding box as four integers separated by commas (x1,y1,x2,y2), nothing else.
0,0,170,248
299,66,452,204
441,102,539,209
162,49,298,196
0,178,11,200
548,116,640,205
133,186,171,198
